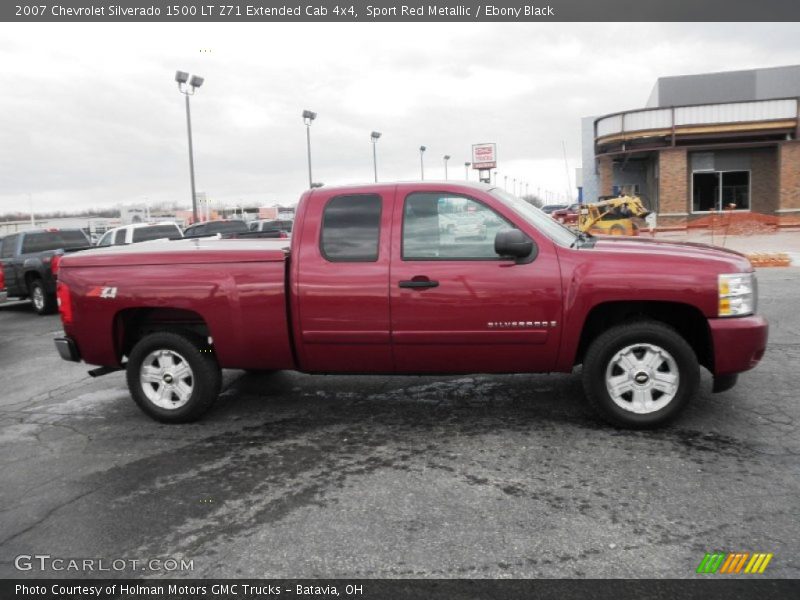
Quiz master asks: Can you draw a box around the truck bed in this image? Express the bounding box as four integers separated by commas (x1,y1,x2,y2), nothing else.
58,237,295,371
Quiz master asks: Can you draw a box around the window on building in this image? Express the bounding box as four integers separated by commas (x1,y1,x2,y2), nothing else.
402,193,511,260
321,194,382,262
692,171,749,212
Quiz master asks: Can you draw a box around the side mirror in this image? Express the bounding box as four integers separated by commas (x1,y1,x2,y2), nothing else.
494,229,537,264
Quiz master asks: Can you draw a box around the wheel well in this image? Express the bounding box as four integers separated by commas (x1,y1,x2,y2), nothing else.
24,271,41,288
575,301,713,371
114,308,210,361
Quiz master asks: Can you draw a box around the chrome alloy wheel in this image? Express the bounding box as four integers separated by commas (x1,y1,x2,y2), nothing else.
32,285,45,311
605,343,680,414
140,349,194,410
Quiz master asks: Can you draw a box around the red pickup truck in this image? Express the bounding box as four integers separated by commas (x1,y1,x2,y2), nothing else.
53,182,767,428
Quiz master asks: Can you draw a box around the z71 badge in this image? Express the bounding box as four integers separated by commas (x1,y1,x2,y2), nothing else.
87,286,118,299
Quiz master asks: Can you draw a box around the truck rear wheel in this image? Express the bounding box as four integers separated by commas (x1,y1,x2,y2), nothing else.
582,321,699,428
30,278,56,315
126,331,221,423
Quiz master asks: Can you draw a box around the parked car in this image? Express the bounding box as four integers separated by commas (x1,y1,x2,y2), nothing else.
551,203,582,225
53,182,767,428
183,219,249,238
96,222,183,246
0,228,90,314
440,212,488,240
541,203,569,215
249,219,293,238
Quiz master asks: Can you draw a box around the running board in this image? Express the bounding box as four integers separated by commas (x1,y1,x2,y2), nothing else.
88,365,124,378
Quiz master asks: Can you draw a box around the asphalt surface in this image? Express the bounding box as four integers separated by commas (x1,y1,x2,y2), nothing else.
0,269,798,579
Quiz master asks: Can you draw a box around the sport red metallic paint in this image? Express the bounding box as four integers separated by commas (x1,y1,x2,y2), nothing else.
53,182,768,427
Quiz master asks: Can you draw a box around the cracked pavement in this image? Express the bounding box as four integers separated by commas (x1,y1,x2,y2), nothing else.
0,268,798,578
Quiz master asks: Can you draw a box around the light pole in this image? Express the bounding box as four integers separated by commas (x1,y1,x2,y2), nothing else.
419,146,426,180
443,155,450,180
513,178,517,196
504,175,508,191
492,171,497,185
370,131,381,183
175,70,204,223
464,162,471,180
302,110,317,189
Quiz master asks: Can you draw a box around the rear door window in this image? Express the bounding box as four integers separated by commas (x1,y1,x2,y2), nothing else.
320,194,382,262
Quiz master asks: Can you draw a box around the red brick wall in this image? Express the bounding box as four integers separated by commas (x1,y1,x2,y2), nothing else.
658,149,688,217
750,147,778,214
778,141,800,211
598,156,613,196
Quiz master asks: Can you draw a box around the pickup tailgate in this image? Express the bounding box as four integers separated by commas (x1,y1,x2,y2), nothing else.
58,239,296,370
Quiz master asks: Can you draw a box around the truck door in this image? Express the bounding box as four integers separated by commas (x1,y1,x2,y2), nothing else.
390,189,563,373
294,188,395,373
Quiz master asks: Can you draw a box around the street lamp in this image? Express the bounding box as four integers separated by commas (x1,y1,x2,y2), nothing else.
419,146,426,180
370,131,381,182
175,70,204,223
504,175,508,191
513,178,517,196
443,155,450,180
492,171,497,185
464,162,471,180
302,110,317,189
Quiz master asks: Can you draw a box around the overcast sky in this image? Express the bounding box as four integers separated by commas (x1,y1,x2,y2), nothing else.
0,22,798,214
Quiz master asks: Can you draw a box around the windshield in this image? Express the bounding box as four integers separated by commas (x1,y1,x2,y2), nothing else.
488,188,579,247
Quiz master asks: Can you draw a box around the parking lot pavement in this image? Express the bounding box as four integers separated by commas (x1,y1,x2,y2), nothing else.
0,269,798,579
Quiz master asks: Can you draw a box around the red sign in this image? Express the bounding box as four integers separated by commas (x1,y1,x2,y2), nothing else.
472,143,497,169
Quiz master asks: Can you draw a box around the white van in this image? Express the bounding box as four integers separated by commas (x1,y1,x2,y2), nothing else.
96,222,183,246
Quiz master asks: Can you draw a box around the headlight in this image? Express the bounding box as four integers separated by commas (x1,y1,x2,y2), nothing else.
718,273,756,317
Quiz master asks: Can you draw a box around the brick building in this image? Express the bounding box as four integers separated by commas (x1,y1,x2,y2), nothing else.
581,65,800,228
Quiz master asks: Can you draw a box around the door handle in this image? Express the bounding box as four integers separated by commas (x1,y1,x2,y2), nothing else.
399,279,439,289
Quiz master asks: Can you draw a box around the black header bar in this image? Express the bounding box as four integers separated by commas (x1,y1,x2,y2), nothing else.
4,0,800,22
2,579,798,600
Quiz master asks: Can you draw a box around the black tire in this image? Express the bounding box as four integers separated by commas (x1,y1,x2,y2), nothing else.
582,321,699,429
126,331,221,423
29,278,57,315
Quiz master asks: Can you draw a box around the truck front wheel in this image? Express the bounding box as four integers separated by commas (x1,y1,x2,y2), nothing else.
582,321,699,428
126,331,221,423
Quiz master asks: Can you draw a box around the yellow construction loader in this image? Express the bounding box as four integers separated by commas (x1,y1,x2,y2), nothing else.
577,195,651,236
